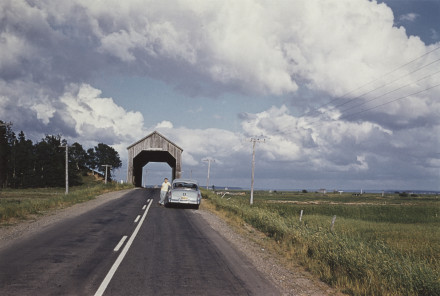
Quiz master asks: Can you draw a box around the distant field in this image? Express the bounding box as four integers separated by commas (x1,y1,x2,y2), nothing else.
0,176,134,224
203,190,440,296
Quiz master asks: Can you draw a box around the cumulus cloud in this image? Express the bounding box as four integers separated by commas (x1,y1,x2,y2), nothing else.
1,0,437,100
59,84,146,143
1,0,439,189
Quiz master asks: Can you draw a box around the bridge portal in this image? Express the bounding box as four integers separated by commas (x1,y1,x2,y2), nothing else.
127,131,183,187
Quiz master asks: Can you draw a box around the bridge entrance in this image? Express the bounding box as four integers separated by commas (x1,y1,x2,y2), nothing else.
127,131,183,187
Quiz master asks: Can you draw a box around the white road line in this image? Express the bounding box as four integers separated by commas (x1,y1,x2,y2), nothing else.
113,236,128,252
94,199,153,296
134,215,141,223
142,205,146,210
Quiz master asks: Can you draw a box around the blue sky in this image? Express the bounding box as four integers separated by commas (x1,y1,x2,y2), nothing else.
1,0,439,191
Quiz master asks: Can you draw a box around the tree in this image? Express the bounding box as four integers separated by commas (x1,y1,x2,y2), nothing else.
70,142,88,175
66,142,87,186
90,143,122,182
0,121,11,188
3,124,16,188
13,131,36,188
86,148,97,174
34,135,64,187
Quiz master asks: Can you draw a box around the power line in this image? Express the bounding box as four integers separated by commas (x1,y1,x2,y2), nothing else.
310,82,440,128
338,69,440,116
305,57,440,126
300,46,440,124
339,82,440,121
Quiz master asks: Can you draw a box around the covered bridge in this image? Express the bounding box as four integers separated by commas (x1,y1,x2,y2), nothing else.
127,131,183,187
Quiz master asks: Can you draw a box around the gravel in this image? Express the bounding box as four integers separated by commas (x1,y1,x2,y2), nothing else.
0,189,342,295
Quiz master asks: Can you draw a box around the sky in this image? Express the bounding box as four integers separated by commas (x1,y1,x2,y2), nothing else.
1,0,439,191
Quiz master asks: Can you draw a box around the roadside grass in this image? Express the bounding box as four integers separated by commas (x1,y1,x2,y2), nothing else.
202,190,440,296
0,175,134,224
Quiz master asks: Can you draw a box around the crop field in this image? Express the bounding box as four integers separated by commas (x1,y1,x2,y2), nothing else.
203,190,440,296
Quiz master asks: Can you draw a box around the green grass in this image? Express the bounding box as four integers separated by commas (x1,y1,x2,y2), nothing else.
0,175,134,224
203,190,440,296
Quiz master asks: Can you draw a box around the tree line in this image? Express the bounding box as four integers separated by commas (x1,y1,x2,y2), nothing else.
0,121,122,188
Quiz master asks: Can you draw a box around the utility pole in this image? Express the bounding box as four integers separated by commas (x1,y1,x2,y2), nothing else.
249,137,265,205
202,158,215,190
101,165,112,184
59,144,69,195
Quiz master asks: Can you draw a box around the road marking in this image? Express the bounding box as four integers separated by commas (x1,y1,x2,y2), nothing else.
94,199,153,296
134,215,141,223
142,205,146,210
113,236,128,252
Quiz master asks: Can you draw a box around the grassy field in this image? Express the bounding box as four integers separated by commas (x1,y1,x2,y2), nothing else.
0,174,134,225
202,190,440,296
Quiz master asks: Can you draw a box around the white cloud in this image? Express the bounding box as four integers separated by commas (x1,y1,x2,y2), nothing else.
31,102,56,125
0,0,434,98
1,0,439,189
399,13,419,23
59,84,146,143
155,121,174,129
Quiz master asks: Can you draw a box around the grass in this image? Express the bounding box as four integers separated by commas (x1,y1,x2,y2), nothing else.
0,174,134,224
202,190,440,296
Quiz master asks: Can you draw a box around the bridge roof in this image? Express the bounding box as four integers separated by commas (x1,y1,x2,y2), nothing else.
127,130,183,151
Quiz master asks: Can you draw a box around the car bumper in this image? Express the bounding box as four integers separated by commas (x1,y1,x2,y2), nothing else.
168,196,201,205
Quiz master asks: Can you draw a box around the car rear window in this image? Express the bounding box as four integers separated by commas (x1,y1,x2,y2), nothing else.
173,182,198,190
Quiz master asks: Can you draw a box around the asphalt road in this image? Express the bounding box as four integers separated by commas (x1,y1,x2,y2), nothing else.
0,188,279,296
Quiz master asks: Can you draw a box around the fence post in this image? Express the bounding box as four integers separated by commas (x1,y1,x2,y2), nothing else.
299,210,303,222
331,215,337,232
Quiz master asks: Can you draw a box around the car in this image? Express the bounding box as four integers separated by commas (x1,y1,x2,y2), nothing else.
166,179,202,209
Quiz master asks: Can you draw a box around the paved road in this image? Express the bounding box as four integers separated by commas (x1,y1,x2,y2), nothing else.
0,188,279,295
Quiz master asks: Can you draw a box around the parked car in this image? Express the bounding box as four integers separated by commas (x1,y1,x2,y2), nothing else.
166,179,201,209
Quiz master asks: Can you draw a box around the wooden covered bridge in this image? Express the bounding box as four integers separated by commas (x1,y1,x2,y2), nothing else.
127,131,182,187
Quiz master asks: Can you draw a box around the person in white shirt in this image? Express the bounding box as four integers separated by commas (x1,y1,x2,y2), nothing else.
159,178,171,205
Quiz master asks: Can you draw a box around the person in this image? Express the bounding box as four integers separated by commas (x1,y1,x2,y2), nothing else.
159,178,171,206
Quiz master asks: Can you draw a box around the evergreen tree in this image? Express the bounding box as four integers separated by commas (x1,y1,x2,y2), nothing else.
4,125,16,188
14,131,36,188
1,124,121,188
34,135,64,187
0,121,10,188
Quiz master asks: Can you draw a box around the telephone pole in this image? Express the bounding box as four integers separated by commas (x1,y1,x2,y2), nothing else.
249,137,265,205
101,165,112,184
202,158,215,190
59,144,69,195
